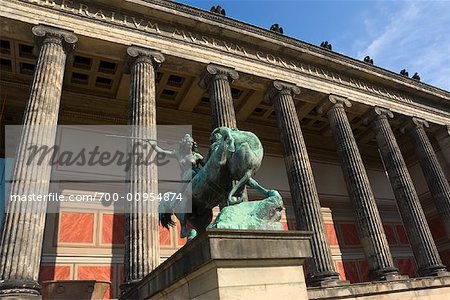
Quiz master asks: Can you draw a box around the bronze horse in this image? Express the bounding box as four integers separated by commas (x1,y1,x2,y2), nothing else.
158,127,266,240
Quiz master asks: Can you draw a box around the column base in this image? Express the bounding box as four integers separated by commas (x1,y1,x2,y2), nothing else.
307,271,349,287
418,264,450,277
370,266,406,281
120,279,141,296
0,279,41,299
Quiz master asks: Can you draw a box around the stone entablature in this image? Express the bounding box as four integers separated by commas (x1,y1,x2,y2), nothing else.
5,0,449,126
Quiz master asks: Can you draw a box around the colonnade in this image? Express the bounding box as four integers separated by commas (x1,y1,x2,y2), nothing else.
1,25,449,296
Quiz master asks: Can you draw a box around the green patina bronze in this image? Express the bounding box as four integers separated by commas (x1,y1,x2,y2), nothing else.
151,127,284,241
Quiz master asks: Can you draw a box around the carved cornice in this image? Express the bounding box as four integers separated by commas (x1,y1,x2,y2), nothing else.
140,0,450,100
264,80,300,103
32,24,77,53
199,63,239,89
316,94,352,115
125,45,165,72
362,106,394,125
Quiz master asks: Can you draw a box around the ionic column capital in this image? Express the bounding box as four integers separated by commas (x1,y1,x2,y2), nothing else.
126,45,165,72
401,117,430,134
199,64,239,89
412,117,430,128
264,80,300,103
362,106,394,125
32,24,77,54
316,94,351,115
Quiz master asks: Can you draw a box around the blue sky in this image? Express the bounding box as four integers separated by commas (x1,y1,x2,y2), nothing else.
176,0,450,91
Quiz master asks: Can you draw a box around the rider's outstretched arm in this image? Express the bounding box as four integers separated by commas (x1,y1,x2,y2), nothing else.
147,141,176,157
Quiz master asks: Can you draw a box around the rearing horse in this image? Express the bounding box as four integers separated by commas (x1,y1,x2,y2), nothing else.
160,127,264,240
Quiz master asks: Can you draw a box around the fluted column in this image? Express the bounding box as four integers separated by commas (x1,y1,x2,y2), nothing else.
200,63,239,129
122,46,164,292
365,109,448,277
0,25,77,296
434,125,450,167
200,64,244,207
408,118,450,240
317,95,399,280
265,81,341,286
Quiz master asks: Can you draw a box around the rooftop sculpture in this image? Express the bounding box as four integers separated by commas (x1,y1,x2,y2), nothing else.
270,24,284,34
400,69,409,77
150,127,284,241
320,41,332,50
210,5,226,16
364,56,374,65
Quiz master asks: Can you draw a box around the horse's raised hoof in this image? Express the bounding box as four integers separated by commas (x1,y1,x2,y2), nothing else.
187,229,197,242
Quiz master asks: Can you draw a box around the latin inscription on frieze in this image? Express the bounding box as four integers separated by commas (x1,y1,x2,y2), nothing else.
23,0,413,104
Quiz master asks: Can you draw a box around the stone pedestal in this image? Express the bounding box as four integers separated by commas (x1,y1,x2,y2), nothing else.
41,280,110,299
120,230,313,300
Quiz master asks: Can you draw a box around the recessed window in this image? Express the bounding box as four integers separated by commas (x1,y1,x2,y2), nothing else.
98,60,116,74
73,55,92,70
0,59,12,72
95,76,113,88
161,89,177,99
0,40,11,55
167,75,184,87
71,72,89,84
201,97,210,103
231,88,242,99
19,62,35,75
300,118,310,126
270,111,276,117
311,120,324,128
253,107,267,116
19,44,34,58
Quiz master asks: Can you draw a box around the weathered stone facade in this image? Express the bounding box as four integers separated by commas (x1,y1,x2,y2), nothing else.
0,0,449,299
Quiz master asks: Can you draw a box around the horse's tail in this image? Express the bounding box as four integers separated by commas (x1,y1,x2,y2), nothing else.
228,170,252,204
160,213,176,229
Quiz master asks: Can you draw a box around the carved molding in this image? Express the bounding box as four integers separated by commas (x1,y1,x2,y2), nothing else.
141,0,450,100
18,0,450,106
32,24,78,53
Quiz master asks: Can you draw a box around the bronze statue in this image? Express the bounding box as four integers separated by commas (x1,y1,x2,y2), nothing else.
150,127,284,241
270,24,284,34
400,69,409,77
364,56,374,65
320,41,332,50
210,5,226,16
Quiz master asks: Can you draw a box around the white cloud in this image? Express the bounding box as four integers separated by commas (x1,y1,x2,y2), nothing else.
355,1,450,91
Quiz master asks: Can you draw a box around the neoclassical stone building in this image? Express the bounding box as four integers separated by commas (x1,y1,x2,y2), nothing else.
0,0,450,298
